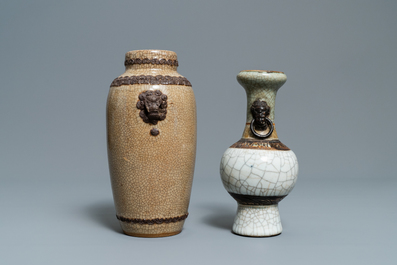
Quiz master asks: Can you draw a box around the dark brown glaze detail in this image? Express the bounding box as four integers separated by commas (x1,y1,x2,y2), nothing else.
150,128,160,136
229,193,287,205
230,139,290,150
251,100,271,131
110,75,192,87
116,213,189,225
123,230,182,238
124,58,179,66
232,231,282,238
137,90,167,125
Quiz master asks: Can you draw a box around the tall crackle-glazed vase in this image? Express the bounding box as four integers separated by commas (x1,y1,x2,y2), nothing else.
107,50,196,237
220,70,298,237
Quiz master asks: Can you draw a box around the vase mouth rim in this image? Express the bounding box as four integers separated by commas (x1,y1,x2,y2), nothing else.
128,49,176,53
125,50,178,61
239,70,285,74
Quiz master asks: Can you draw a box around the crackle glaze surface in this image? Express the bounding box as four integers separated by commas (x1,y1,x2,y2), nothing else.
107,50,196,237
238,71,286,140
220,70,298,237
220,148,298,197
233,204,282,237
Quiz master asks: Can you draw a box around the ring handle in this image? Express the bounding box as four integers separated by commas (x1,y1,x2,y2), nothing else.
250,118,274,138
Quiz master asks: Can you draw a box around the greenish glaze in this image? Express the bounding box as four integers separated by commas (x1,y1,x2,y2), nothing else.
237,70,287,123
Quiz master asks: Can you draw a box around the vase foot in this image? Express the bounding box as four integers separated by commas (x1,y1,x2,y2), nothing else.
119,219,185,238
232,204,282,237
122,230,182,238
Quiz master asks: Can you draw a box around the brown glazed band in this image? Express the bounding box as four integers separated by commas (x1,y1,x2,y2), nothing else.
116,213,189,225
230,139,290,150
229,193,287,205
125,58,179,66
110,75,192,87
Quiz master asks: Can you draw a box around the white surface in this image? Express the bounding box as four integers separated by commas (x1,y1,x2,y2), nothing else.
221,148,298,196
233,204,282,237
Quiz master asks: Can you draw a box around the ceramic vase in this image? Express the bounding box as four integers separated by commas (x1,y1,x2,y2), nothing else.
107,50,196,237
220,70,298,237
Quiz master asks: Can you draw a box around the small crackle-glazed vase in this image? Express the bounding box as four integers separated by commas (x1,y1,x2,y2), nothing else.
107,50,196,237
220,70,298,237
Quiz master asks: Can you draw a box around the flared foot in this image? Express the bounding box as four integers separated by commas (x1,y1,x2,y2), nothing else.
232,204,282,237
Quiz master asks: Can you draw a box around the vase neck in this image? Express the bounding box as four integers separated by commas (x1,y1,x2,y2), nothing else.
237,70,287,140
124,49,179,74
244,84,279,122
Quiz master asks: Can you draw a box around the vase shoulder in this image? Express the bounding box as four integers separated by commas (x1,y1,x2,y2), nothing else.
109,49,192,88
230,138,290,151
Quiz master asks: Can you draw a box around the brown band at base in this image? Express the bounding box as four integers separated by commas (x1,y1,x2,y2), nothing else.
116,213,188,225
232,231,282,238
229,192,287,205
122,230,182,238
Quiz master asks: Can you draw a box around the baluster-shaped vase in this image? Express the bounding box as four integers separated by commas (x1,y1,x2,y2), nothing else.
107,50,196,237
220,70,298,237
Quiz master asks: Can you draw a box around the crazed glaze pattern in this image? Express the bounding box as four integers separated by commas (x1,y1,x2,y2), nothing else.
220,70,298,237
237,71,286,125
107,50,196,237
233,205,282,236
220,148,298,197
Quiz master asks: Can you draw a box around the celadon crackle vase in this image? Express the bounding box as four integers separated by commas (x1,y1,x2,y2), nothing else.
220,70,298,237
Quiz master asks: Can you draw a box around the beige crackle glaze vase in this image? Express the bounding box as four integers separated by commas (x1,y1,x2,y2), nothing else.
220,70,298,237
107,50,196,237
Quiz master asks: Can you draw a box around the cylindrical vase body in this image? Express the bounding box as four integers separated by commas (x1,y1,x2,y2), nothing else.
107,50,196,237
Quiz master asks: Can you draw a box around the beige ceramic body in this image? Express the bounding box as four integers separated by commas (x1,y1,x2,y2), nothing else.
107,50,196,237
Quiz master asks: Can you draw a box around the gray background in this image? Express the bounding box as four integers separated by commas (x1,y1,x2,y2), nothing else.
1,0,396,264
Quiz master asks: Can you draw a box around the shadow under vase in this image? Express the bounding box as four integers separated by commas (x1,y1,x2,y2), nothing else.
199,203,236,230
84,201,123,234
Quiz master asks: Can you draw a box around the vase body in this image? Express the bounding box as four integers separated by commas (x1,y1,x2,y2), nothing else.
107,50,196,237
220,70,298,237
